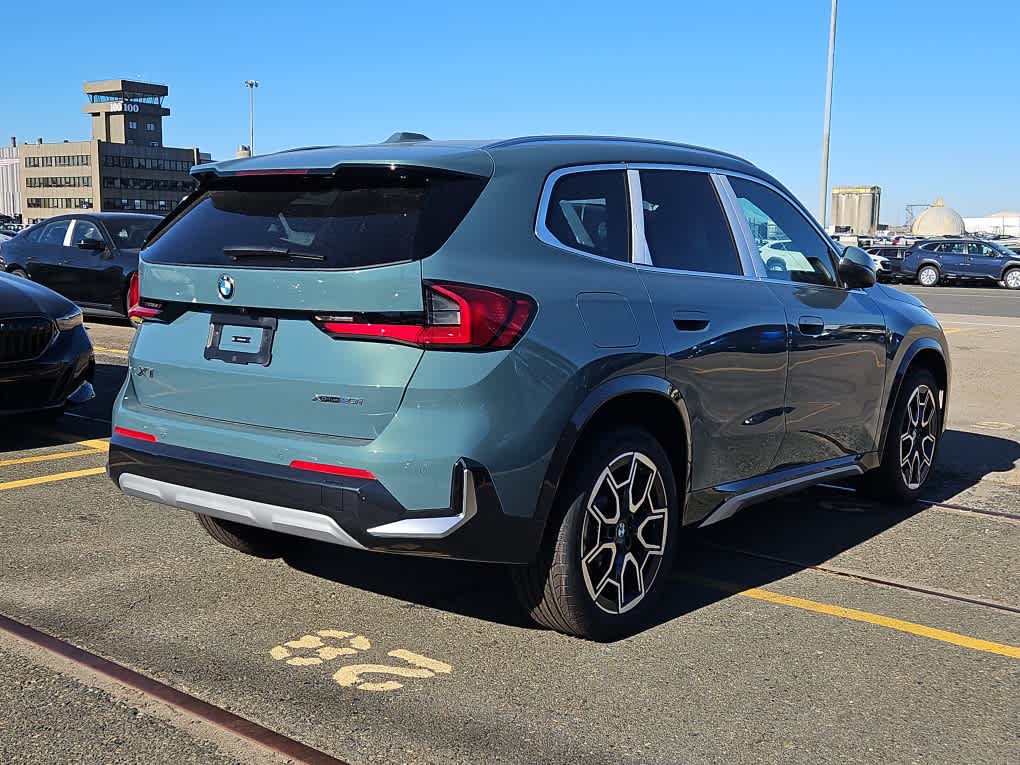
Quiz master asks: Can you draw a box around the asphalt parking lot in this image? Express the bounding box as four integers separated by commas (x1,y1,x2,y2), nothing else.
1,284,1018,765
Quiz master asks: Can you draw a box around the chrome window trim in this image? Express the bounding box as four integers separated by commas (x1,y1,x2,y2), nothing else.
534,163,634,265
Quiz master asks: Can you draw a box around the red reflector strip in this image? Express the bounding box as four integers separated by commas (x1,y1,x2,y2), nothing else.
113,426,157,443
289,460,376,480
233,169,309,176
128,305,161,320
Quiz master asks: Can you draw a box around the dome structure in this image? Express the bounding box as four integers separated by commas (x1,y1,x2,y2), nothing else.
912,198,965,236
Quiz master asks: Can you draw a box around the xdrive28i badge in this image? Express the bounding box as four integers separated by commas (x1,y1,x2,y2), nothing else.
217,274,235,300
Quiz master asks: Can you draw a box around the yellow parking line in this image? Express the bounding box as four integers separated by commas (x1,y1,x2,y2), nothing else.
92,346,128,356
76,438,110,452
0,446,107,468
942,327,966,335
686,575,1020,659
0,466,107,492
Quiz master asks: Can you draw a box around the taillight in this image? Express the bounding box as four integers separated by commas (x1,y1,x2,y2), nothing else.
127,271,164,321
289,460,376,480
315,282,536,350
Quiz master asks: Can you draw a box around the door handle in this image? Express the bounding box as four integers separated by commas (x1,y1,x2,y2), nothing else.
672,310,709,332
798,315,825,336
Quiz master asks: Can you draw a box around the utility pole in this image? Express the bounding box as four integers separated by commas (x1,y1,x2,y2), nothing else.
243,80,259,155
818,0,838,227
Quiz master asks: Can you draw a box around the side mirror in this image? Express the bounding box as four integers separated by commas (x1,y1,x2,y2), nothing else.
77,238,105,251
838,246,876,289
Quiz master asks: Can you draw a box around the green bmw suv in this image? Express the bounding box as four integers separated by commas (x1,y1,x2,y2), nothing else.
109,134,950,639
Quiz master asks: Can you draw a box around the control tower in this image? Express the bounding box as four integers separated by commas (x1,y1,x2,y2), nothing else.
83,80,170,147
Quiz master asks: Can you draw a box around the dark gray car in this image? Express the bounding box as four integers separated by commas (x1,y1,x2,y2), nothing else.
1,213,161,317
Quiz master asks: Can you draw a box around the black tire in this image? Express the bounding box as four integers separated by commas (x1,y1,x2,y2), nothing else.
1003,267,1020,291
917,265,940,287
195,513,285,558
859,368,942,504
512,427,680,640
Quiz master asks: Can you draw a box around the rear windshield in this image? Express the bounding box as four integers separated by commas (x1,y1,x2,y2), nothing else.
104,216,159,248
142,167,487,269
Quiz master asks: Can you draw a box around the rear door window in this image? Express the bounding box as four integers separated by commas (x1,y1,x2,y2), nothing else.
638,170,741,275
143,167,487,269
543,170,629,262
39,220,71,246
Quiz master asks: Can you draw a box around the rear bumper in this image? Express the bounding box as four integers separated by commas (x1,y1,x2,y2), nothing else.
108,438,543,564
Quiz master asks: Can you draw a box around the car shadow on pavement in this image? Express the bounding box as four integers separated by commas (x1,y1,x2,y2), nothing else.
921,428,1020,503
283,428,1019,640
0,363,122,453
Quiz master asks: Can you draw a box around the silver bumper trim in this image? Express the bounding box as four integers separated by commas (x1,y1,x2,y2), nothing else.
366,465,477,539
699,464,863,528
118,473,366,549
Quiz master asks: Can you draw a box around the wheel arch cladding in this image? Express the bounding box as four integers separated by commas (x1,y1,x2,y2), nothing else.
879,338,949,455
534,375,691,541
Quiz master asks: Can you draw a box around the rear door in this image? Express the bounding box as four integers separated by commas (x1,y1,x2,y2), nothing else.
131,166,488,440
634,168,788,488
936,241,968,275
30,218,73,293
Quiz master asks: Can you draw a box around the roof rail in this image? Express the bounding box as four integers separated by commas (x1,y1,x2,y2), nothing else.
484,135,752,164
383,132,430,143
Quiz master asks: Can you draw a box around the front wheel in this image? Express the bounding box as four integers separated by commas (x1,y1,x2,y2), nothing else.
1003,268,1020,291
859,368,942,504
917,265,940,287
512,427,680,640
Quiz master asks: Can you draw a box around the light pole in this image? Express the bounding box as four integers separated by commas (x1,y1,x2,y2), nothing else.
818,0,838,227
243,79,259,155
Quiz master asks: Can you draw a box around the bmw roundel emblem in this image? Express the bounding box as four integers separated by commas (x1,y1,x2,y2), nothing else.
217,274,235,300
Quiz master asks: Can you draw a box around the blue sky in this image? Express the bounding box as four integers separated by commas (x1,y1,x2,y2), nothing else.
3,1,1017,223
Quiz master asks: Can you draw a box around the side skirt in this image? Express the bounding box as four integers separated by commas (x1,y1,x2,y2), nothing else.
685,454,877,528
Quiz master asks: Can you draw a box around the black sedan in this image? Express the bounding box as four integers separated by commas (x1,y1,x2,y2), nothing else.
0,272,95,417
0,213,161,318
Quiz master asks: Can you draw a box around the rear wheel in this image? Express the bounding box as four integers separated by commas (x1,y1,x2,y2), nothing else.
195,513,285,558
859,368,942,504
1003,268,1020,291
512,427,680,640
10,268,28,279
917,265,940,287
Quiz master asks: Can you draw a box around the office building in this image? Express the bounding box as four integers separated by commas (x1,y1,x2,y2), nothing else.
19,80,209,224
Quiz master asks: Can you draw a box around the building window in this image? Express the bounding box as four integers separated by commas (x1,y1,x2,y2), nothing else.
126,138,136,145
150,141,160,147
128,120,138,130
145,122,156,132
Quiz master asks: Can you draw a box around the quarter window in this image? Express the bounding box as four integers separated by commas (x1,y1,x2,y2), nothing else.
544,170,629,262
638,170,741,275
730,178,837,286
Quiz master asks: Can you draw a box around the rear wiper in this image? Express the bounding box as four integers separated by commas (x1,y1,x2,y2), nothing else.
223,246,325,262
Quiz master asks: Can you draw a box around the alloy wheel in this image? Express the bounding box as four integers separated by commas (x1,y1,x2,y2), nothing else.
1005,270,1020,290
900,384,938,490
579,451,669,615
918,267,938,286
